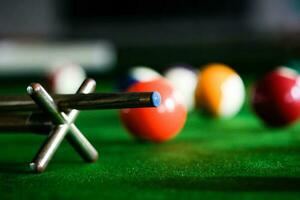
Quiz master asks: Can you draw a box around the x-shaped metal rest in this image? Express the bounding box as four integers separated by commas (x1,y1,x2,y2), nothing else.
27,79,98,173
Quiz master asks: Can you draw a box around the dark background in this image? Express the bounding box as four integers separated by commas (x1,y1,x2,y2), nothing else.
0,0,299,74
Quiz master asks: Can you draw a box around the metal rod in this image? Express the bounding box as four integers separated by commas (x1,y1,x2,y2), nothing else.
61,80,99,164
0,92,161,112
29,124,68,172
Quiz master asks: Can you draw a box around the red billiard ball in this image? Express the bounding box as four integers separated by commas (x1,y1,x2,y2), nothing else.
119,78,187,142
251,67,300,127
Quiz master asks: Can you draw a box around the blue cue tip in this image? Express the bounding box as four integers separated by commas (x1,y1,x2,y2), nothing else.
151,92,161,107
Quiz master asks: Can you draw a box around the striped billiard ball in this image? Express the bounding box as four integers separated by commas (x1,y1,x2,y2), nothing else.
195,63,245,118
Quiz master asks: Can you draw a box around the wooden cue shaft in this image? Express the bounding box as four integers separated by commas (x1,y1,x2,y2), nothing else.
0,113,53,132
0,92,160,112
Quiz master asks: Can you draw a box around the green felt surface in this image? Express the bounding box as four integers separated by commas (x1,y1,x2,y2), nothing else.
1,82,300,199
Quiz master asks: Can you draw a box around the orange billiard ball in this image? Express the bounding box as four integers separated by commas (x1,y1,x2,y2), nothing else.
195,63,245,118
119,78,187,142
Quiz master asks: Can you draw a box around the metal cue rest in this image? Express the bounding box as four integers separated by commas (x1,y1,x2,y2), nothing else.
0,78,161,173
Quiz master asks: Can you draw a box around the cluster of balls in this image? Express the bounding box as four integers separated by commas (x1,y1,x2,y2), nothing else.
44,61,300,140
118,63,246,142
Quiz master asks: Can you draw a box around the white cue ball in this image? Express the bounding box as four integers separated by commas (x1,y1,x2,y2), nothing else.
164,66,198,111
47,62,87,94
129,66,161,82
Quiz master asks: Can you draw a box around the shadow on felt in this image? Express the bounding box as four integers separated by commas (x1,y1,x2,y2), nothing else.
0,161,32,174
136,176,300,192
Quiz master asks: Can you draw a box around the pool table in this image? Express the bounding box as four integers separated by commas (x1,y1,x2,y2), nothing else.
0,79,300,199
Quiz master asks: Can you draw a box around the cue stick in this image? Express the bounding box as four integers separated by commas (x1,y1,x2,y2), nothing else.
0,113,53,132
0,91,161,112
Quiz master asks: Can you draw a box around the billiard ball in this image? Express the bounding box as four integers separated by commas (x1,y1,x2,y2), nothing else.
119,78,187,142
47,62,86,94
251,67,300,127
195,63,245,118
117,66,161,91
164,64,198,112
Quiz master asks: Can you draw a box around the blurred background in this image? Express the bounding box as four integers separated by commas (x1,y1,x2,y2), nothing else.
0,0,299,78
